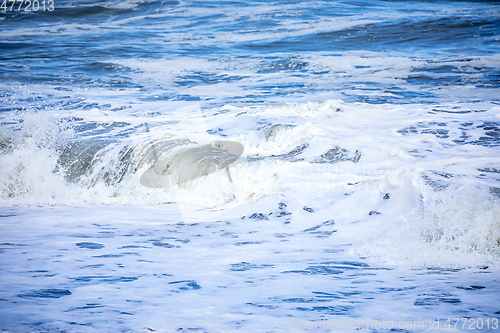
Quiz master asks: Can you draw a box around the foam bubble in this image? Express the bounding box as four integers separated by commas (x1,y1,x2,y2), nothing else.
352,184,500,269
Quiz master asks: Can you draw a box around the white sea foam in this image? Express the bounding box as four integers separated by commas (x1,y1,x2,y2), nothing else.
1,99,499,269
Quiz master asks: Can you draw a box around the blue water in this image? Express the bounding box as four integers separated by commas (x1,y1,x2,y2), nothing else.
2,0,499,108
1,1,500,332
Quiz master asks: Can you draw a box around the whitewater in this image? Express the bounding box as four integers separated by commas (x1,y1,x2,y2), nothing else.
1,0,500,332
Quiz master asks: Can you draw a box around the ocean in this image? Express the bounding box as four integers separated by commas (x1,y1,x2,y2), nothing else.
1,0,500,332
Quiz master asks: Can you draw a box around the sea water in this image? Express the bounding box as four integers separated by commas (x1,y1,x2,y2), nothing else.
1,0,500,332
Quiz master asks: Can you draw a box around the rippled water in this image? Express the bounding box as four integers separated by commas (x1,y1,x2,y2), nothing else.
1,0,500,332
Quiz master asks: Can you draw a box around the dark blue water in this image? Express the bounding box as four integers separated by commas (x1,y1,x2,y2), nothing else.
1,0,499,109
